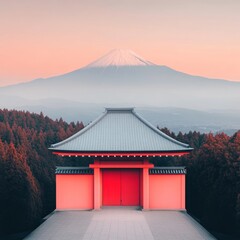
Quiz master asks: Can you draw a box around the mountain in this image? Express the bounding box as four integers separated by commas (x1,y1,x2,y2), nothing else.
0,49,240,133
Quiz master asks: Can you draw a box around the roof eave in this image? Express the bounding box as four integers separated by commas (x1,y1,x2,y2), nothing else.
50,149,193,157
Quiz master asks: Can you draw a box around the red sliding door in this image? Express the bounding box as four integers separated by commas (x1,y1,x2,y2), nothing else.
102,169,140,206
102,169,121,205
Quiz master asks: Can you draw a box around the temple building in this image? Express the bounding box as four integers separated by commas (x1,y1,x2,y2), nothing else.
49,108,193,210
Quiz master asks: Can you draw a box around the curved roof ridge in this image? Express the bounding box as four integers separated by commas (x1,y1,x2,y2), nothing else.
50,110,108,148
132,109,190,148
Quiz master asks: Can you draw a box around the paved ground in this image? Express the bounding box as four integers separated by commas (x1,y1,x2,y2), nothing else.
24,207,216,240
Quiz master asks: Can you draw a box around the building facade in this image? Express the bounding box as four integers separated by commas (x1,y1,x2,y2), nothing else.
49,108,192,210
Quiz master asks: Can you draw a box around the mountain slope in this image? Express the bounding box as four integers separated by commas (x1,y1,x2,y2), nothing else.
0,49,240,118
1,65,239,110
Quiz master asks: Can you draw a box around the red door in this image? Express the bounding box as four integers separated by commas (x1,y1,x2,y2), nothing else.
121,170,140,205
102,169,140,206
102,169,121,205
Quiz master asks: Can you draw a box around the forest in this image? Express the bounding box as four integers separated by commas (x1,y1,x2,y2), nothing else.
0,109,239,238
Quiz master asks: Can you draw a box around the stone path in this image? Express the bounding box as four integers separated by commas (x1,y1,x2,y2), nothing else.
82,207,154,240
144,210,215,240
24,207,216,240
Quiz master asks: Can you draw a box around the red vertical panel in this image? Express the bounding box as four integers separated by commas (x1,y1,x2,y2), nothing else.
149,175,184,210
102,169,121,205
139,170,143,207
121,169,140,206
56,175,93,210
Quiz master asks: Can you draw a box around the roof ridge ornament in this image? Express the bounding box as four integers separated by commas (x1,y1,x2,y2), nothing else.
105,107,135,112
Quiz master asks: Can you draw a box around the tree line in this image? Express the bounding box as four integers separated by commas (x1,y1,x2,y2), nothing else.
0,109,239,238
157,127,240,237
0,109,84,234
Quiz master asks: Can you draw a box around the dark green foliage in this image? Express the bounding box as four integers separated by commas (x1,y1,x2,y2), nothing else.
160,129,240,237
0,109,84,234
1,143,42,232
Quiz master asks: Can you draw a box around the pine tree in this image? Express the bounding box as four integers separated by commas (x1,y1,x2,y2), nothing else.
2,143,42,233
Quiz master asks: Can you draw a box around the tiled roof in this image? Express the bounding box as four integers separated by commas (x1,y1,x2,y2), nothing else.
149,167,187,175
55,167,93,175
49,108,193,153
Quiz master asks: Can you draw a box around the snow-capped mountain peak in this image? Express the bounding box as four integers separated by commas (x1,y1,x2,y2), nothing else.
85,49,155,68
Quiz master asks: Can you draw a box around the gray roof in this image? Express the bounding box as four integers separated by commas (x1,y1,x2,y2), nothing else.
149,167,187,175
55,167,93,175
49,108,192,153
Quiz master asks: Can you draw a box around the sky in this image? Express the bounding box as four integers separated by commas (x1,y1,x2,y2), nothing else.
1,0,240,87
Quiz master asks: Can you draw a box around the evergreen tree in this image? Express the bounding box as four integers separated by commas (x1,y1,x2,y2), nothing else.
0,109,83,234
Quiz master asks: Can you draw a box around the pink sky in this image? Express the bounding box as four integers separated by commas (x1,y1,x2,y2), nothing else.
1,0,240,86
